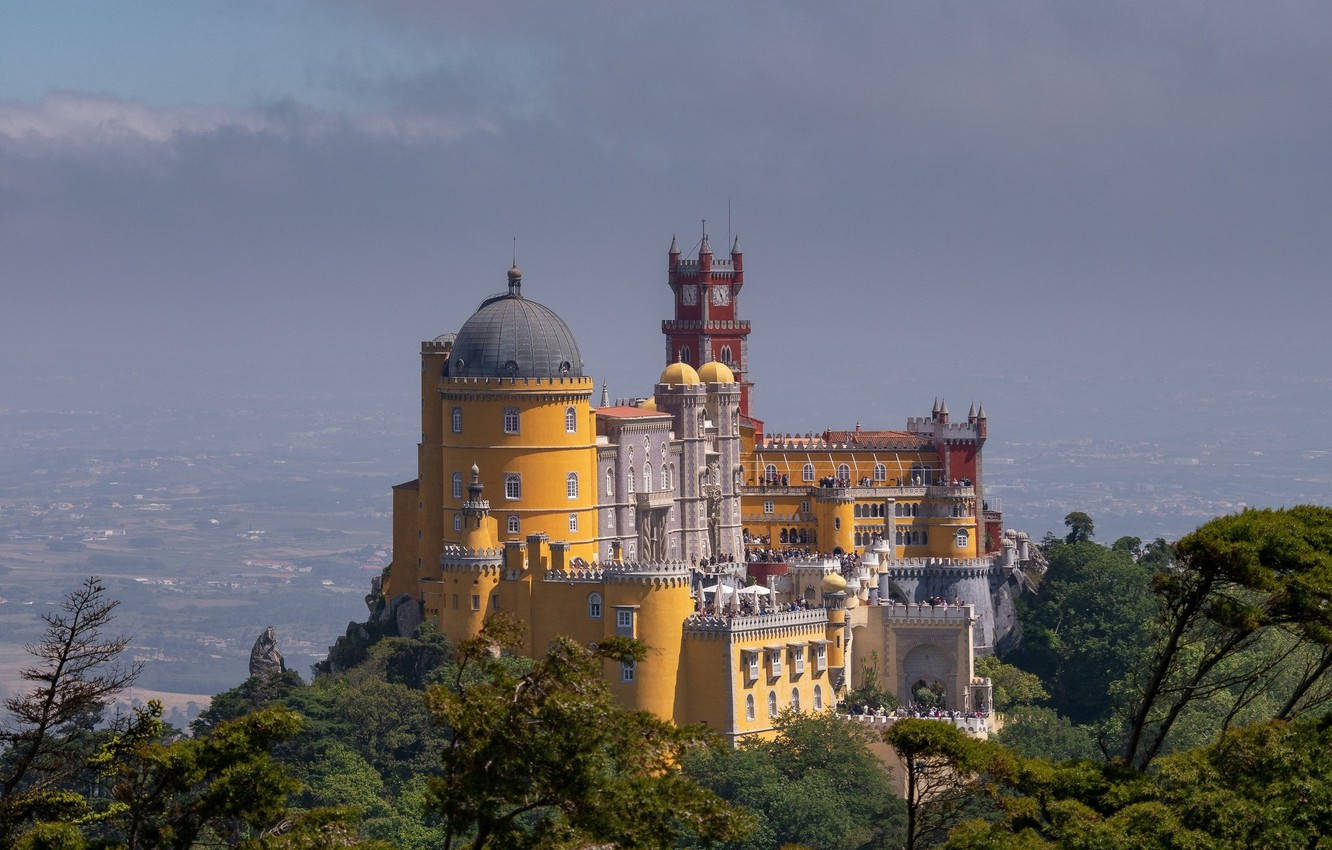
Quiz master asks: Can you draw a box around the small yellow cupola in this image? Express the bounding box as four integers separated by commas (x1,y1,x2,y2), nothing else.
659,361,701,385
461,463,498,550
697,360,735,384
821,572,847,594
639,396,658,411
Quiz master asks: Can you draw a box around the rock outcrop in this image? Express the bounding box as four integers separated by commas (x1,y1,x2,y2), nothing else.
248,625,286,678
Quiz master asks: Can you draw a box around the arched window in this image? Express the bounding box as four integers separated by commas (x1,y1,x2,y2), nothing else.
567,472,579,499
802,463,815,482
911,503,919,517
453,513,462,532
791,687,800,712
664,464,673,490
854,532,862,546
834,517,841,530
764,463,777,483
853,504,861,518
720,345,733,363
836,464,850,483
606,468,614,497
643,464,653,492
680,346,691,363
565,406,577,433
627,468,635,495
895,531,903,545
779,529,789,544
768,691,778,718
452,472,463,499
451,406,462,433
507,515,520,534
956,528,970,549
873,463,887,483
568,513,578,532
813,684,823,711
587,593,603,619
746,693,755,721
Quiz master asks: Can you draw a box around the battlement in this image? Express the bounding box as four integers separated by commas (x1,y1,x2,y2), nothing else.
840,712,991,736
441,545,505,563
683,607,829,636
757,433,928,452
442,376,594,388
662,319,751,333
874,601,974,623
905,417,983,440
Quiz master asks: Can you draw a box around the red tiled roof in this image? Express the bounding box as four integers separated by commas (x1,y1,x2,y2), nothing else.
594,406,671,419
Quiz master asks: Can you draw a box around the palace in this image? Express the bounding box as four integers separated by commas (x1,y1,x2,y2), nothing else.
378,232,1040,738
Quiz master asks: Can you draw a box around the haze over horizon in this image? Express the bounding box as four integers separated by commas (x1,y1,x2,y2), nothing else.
3,1,1330,504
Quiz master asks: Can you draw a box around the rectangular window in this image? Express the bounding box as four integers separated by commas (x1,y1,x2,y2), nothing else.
507,515,520,534
815,643,827,671
792,646,805,675
452,474,463,499
471,594,480,611
763,500,774,514
453,514,462,532
747,652,760,681
621,660,635,682
568,512,578,532
451,407,463,433
769,650,782,677
617,609,633,628
799,501,810,514
503,407,520,434
505,473,521,500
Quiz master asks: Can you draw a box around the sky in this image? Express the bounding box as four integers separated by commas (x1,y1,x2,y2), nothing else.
2,0,1330,453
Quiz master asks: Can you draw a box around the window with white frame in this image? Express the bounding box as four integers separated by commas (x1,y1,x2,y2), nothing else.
504,473,521,500
452,472,464,499
470,594,480,611
568,513,578,532
791,687,800,711
627,468,635,494
764,463,777,482
763,500,774,514
813,684,823,711
791,646,805,675
815,643,827,671
507,515,520,534
800,500,810,514
746,651,760,680
720,345,732,363
587,593,602,619
837,463,850,483
644,463,652,491
451,406,462,433
565,406,577,433
567,472,579,499
873,463,887,482
956,528,970,549
502,407,520,434
620,660,635,682
665,464,673,489
745,693,755,720
803,463,815,482
617,609,633,629
606,468,614,497
453,513,462,532
769,649,782,677
767,690,778,718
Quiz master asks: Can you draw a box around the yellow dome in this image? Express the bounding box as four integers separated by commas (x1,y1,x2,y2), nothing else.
821,573,847,594
697,361,735,383
659,361,701,385
640,396,658,411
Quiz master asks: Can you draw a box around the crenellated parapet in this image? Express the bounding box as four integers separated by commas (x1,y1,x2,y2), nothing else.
875,602,975,624
683,607,830,640
602,560,692,587
441,545,505,572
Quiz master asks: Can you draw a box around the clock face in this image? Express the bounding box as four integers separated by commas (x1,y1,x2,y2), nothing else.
710,286,730,306
682,285,697,305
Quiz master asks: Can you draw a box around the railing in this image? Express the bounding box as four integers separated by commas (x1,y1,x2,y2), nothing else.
840,713,991,735
683,607,828,635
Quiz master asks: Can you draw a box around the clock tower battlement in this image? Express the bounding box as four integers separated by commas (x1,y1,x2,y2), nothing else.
663,229,754,417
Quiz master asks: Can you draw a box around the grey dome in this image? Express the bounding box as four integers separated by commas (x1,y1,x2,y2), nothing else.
446,275,584,379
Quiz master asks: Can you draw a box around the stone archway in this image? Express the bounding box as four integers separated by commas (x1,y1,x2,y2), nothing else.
901,643,955,710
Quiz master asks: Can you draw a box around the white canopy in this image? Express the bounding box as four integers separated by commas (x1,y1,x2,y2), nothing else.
701,584,770,597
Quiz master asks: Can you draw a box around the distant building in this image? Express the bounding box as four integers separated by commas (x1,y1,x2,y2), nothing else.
380,233,1039,739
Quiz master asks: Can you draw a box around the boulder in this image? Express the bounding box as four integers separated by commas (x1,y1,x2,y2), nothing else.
248,626,286,678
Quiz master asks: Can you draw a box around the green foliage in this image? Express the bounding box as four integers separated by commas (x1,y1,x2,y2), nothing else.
974,656,1048,711
996,706,1098,762
884,719,1007,850
1062,512,1094,544
845,651,900,712
425,615,752,849
1010,541,1156,725
683,710,904,850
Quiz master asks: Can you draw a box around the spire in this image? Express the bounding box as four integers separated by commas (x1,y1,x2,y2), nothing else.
939,399,949,416
968,402,977,419
600,382,609,407
932,397,940,415
668,234,679,255
731,234,742,254
977,403,987,420
700,233,712,255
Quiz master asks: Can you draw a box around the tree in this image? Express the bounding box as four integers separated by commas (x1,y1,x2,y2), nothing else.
995,706,1098,763
974,656,1047,711
1110,536,1142,559
1062,512,1094,544
1009,542,1156,725
683,710,904,850
883,719,1003,850
0,577,140,845
424,615,752,850
1120,506,1332,768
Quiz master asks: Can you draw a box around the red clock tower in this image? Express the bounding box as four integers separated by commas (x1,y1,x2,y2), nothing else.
662,230,755,419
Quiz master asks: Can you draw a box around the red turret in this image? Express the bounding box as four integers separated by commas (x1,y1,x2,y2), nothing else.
661,224,755,418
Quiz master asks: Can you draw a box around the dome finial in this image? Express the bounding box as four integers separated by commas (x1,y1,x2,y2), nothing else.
507,261,522,296
600,382,609,407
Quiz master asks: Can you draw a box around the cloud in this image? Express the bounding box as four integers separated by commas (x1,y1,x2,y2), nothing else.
0,92,497,150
